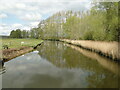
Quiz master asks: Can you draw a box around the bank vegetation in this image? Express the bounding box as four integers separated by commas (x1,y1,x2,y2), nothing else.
10,2,119,41
1,39,43,61
60,39,119,61
8,2,119,61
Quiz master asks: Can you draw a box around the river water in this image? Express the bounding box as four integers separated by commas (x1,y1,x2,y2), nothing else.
2,41,120,88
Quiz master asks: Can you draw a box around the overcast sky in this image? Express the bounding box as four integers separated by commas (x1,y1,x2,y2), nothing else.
0,0,92,36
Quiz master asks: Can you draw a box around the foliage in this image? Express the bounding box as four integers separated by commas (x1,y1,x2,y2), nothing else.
10,29,22,38
83,31,94,40
10,28,40,39
9,2,119,41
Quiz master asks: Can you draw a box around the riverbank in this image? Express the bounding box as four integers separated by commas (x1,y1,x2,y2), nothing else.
1,38,43,49
60,39,119,61
0,46,33,62
65,43,120,75
0,38,43,62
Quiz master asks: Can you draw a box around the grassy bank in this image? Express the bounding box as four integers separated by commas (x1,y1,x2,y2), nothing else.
0,38,43,61
60,39,119,61
1,38,43,50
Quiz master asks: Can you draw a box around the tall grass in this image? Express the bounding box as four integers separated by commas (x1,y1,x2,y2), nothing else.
65,43,119,75
60,39,119,60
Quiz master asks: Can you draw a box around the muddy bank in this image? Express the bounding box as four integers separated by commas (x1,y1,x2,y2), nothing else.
0,42,43,62
60,39,119,61
0,46,33,62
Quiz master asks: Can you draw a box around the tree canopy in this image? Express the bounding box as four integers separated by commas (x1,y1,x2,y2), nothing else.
9,2,119,41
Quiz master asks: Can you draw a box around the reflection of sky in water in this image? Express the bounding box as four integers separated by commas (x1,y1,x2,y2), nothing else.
3,51,89,88
2,41,119,88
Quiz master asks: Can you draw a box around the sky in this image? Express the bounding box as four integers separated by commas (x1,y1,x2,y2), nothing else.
0,0,92,36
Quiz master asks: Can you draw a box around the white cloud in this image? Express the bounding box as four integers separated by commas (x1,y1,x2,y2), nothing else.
12,23,23,28
0,24,11,35
20,13,42,21
0,23,7,26
0,0,91,16
11,23,32,30
0,23,31,35
30,21,39,27
21,26,31,30
15,3,26,9
0,0,92,35
0,13,8,18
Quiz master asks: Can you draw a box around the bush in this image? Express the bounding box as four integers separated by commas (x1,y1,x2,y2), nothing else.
83,31,94,40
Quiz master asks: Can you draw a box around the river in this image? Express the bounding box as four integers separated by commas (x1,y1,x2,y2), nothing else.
2,41,119,88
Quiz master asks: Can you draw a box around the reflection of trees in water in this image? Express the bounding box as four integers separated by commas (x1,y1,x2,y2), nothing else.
37,41,119,88
37,41,115,72
0,67,6,75
24,74,63,88
86,72,119,88
37,41,67,67
0,60,6,75
65,44,120,75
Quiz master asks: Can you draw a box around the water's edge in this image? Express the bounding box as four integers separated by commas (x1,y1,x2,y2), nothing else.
1,42,43,63
2,41,119,88
59,39,120,62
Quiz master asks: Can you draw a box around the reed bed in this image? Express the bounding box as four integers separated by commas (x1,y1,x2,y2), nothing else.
65,43,120,75
60,39,119,61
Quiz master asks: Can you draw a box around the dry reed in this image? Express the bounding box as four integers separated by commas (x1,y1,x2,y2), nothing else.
60,39,119,60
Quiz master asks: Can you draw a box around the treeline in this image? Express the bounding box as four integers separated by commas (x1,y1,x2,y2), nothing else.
10,28,40,38
36,2,119,41
9,2,119,41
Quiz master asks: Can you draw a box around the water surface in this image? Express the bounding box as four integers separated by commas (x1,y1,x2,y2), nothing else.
2,41,119,88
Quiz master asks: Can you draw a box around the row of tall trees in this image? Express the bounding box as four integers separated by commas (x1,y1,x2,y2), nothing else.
36,2,118,41
9,2,119,41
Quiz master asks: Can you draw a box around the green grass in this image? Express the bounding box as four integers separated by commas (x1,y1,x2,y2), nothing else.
1,38,43,50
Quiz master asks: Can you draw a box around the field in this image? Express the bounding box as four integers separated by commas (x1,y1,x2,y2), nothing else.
1,38,43,50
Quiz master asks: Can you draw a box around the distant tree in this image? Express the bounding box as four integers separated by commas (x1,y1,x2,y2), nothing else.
15,29,22,38
21,30,26,38
10,30,16,38
10,29,22,38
